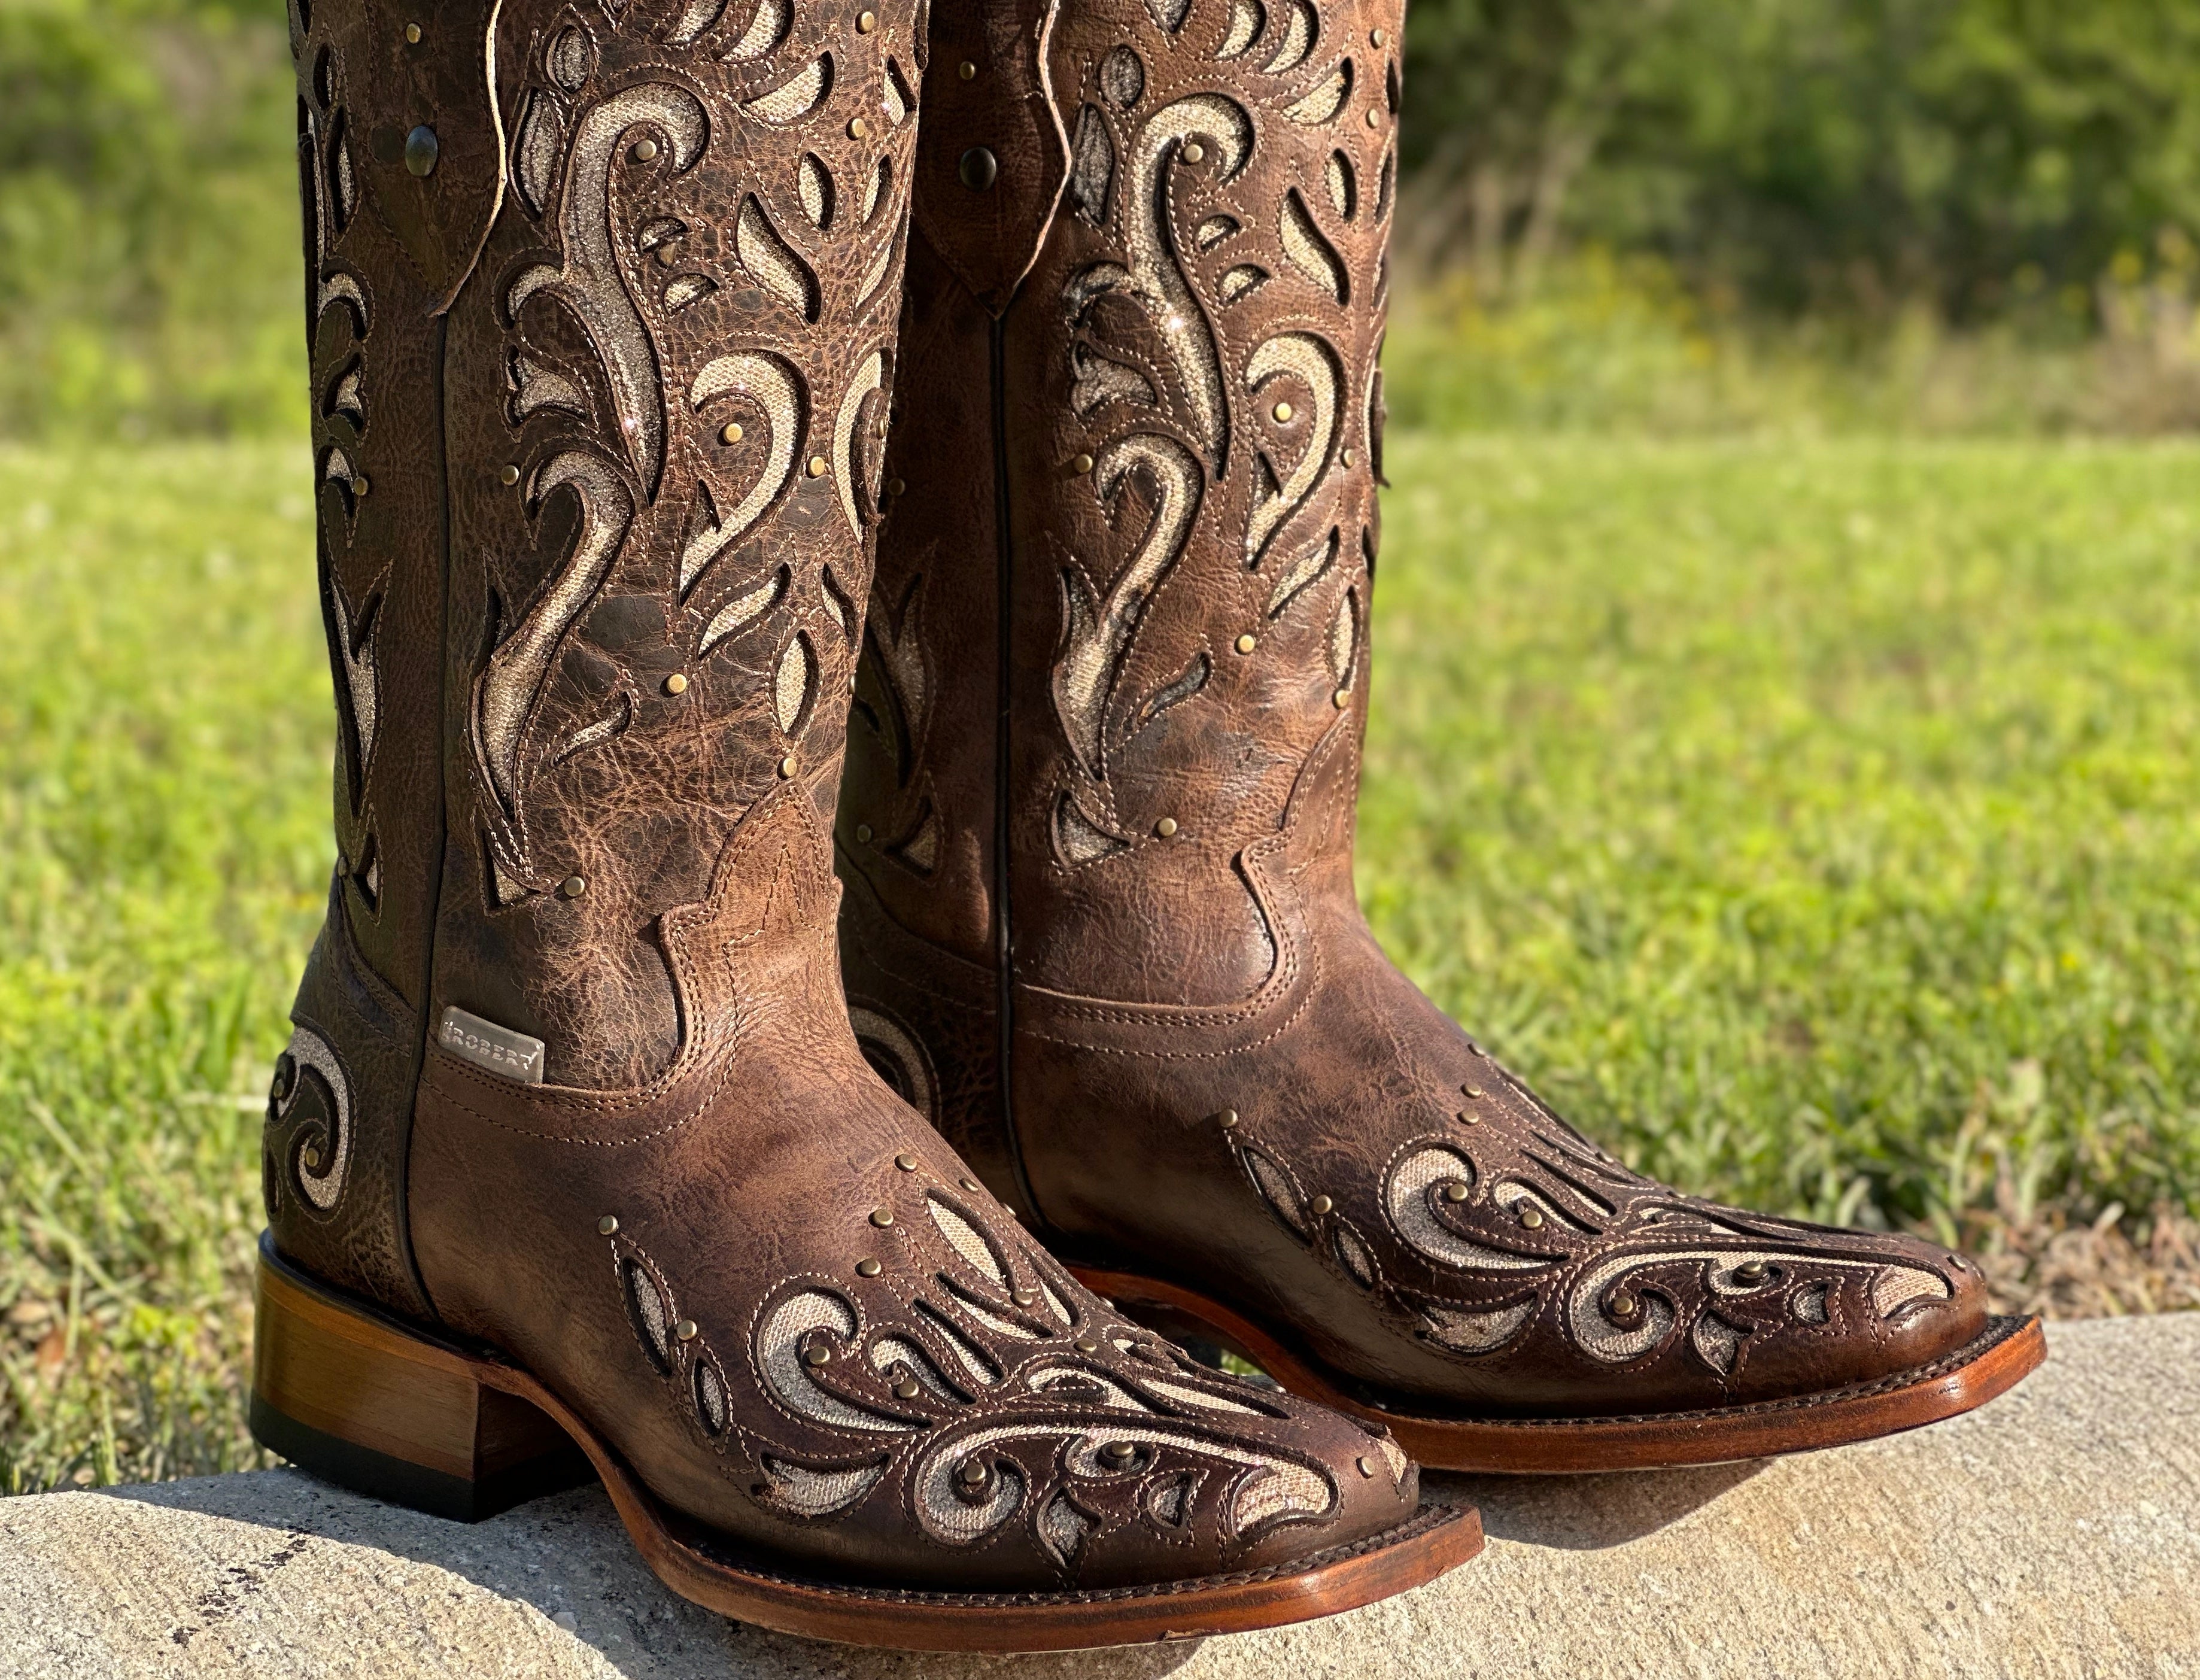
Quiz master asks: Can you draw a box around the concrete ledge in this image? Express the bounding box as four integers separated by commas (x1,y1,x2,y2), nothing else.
2,1316,2194,1678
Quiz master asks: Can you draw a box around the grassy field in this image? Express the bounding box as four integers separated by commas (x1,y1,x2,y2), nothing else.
4,436,2199,1491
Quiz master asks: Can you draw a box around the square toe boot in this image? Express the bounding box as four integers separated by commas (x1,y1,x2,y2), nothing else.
250,0,1479,1650
836,0,2044,1473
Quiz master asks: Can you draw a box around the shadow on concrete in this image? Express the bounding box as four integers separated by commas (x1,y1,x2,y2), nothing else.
98,1470,1204,1679
1435,1458,1768,1550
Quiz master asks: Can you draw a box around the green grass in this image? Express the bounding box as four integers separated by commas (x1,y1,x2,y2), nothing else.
4,435,2199,1490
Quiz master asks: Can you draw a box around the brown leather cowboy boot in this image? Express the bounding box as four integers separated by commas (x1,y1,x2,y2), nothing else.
250,0,1477,1648
838,0,2045,1472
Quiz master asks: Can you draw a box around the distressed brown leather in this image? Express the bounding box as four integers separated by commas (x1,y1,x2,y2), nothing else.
269,0,1420,1594
840,0,1997,1418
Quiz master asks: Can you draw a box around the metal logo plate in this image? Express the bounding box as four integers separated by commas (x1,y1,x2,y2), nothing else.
437,1007,547,1085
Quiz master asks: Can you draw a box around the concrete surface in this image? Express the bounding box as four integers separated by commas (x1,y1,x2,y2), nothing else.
1,1314,2194,1679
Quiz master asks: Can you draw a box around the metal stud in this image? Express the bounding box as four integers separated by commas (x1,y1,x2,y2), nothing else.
855,1258,882,1277
1102,1441,1137,1465
1074,1336,1100,1354
597,1215,619,1236
1518,1205,1545,1230
1610,1290,1637,1317
958,1457,988,1485
499,463,520,485
405,22,422,42
1371,27,1385,44
854,824,873,843
559,874,588,898
1154,817,1178,838
719,421,744,445
1441,1181,1469,1204
894,1377,921,1399
1366,109,1382,129
958,147,998,190
1356,1456,1376,1478
1235,633,1257,654
806,454,829,477
655,243,680,268
1457,1110,1480,1125
895,1152,919,1171
404,125,439,177
960,1177,982,1192
1342,448,1357,466
674,1319,698,1342
1216,1108,1239,1129
869,1206,894,1228
1734,1260,1770,1285
302,1146,321,1169
856,9,877,30
802,1343,831,1366
779,755,799,778
1012,1289,1038,1307
1333,688,1352,709
1071,452,1095,475
1309,1194,1333,1216
959,61,977,80
887,476,906,496
353,475,371,497
1182,142,1205,164
664,673,688,695
1272,401,1295,423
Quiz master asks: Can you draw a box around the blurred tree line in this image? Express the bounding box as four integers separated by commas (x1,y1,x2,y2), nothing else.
7,0,2200,435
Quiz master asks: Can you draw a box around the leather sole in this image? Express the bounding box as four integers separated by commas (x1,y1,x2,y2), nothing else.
249,1236,1482,1651
1071,1265,2048,1474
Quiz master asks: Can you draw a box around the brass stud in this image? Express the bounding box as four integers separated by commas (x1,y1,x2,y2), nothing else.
1464,1085,1484,1099
1610,1290,1637,1317
597,1215,619,1236
1182,142,1205,164
958,1458,988,1485
779,754,799,778
719,421,744,445
855,1258,882,1277
1366,108,1382,129
854,824,874,843
849,116,871,140
1458,1110,1481,1126
1441,1181,1469,1204
894,1377,921,1399
1074,1336,1100,1354
499,463,520,486
1154,816,1178,838
1272,401,1295,423
960,1177,982,1192
633,138,660,162
959,60,977,80
353,475,371,497
802,1343,831,1366
807,454,829,477
856,9,877,30
403,126,439,178
869,1206,894,1228
405,22,423,42
895,1152,919,1171
302,1146,321,1169
887,476,906,496
1102,1441,1137,1464
1371,27,1386,45
1518,1205,1545,1230
1012,1289,1038,1307
1071,452,1095,475
1235,633,1257,654
1217,1108,1239,1128
559,874,588,898
1310,1194,1333,1216
664,672,688,695
1734,1260,1770,1285
1333,688,1352,709
1357,1456,1376,1477
1342,448,1357,466
674,1319,698,1342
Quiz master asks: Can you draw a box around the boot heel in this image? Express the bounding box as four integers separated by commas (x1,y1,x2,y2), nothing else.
250,1235,592,1521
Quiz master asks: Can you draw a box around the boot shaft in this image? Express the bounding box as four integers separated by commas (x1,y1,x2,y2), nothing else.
270,0,921,1309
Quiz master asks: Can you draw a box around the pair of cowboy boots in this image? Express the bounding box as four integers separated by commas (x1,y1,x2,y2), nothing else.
255,0,2043,1651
